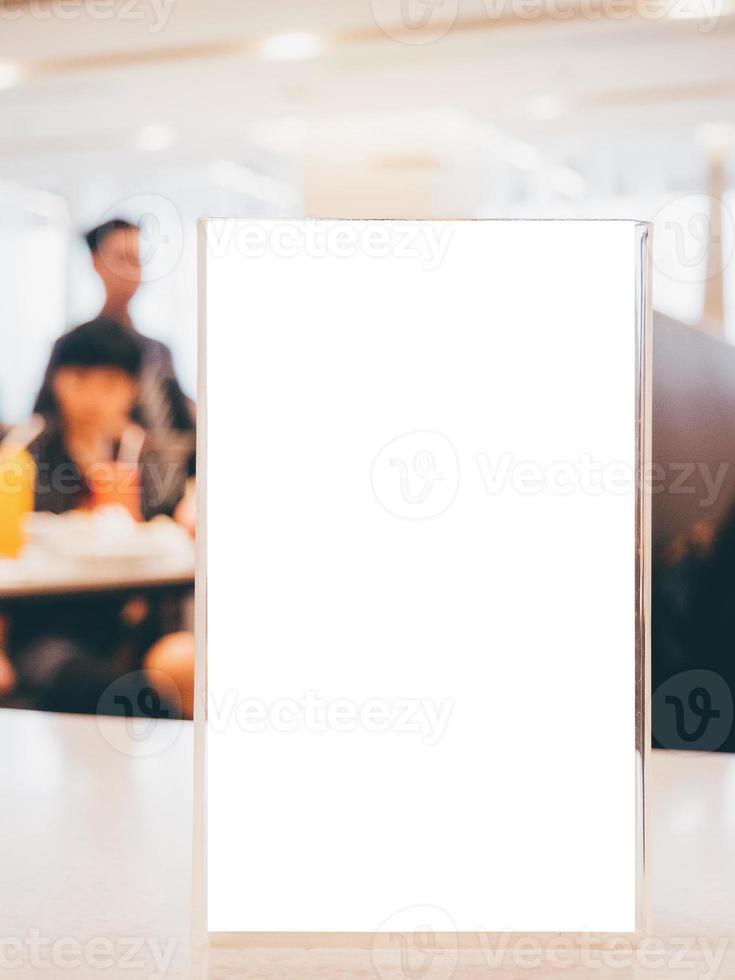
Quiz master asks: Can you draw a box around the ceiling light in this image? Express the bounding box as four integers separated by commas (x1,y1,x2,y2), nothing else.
0,62,23,90
135,124,176,153
526,94,565,121
258,32,325,61
697,121,735,153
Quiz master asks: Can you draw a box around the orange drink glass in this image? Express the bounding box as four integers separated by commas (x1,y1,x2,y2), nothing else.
0,446,36,558
88,461,142,521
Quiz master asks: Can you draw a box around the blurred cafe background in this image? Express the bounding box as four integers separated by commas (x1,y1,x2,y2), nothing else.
0,0,735,748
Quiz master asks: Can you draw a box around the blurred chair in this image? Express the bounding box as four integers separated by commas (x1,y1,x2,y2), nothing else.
653,311,735,558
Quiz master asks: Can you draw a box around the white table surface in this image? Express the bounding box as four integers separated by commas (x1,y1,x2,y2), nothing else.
2,708,733,978
0,515,195,598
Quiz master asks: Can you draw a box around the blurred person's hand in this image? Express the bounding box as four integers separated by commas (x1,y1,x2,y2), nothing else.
144,631,195,719
0,617,15,697
0,652,16,698
173,478,196,537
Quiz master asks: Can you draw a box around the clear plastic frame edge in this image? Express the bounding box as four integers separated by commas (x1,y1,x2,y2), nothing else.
192,218,652,948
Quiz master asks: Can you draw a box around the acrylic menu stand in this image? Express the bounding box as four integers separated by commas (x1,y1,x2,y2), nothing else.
194,219,651,949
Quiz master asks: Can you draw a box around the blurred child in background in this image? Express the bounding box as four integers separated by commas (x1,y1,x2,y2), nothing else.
2,318,194,716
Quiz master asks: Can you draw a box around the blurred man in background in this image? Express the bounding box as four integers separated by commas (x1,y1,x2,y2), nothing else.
34,219,195,518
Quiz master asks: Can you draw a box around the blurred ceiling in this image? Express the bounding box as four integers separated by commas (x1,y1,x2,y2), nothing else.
0,0,734,209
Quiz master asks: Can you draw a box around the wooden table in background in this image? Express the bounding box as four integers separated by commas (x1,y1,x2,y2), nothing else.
0,554,194,600
1,709,733,978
